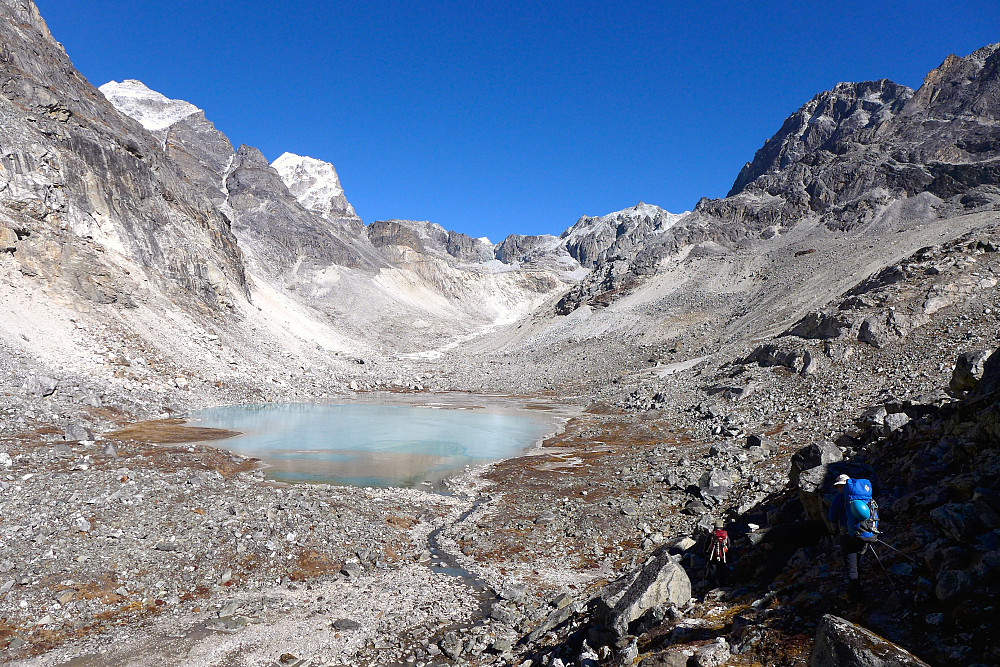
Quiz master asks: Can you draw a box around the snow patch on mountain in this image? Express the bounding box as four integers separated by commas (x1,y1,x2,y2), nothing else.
98,79,201,132
272,152,357,219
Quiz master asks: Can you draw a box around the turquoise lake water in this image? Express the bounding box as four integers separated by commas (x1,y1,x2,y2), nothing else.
189,402,553,489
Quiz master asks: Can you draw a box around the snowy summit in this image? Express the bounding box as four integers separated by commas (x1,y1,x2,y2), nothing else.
98,79,201,132
272,152,358,219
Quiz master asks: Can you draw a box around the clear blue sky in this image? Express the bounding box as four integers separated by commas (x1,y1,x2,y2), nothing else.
35,0,1000,240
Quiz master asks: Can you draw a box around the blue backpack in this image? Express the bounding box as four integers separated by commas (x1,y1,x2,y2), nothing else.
843,478,879,541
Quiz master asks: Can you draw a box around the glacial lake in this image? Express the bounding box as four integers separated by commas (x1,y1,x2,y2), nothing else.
189,402,555,490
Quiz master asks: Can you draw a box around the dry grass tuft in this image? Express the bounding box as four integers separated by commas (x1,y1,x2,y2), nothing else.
106,418,240,444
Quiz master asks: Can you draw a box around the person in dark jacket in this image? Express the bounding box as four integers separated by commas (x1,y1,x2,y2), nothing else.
829,474,866,602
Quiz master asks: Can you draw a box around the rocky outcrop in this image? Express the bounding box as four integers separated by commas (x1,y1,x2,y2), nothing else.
950,348,995,394
224,145,384,272
367,219,494,264
99,79,234,203
0,1,247,308
595,547,692,635
560,202,687,268
558,44,1000,315
778,233,1000,351
272,152,360,223
494,234,559,264
811,615,931,667
722,44,1000,232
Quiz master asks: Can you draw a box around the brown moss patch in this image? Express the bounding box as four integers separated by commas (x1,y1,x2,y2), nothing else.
106,418,240,444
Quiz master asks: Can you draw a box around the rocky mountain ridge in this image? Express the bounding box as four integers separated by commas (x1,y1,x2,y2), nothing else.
551,43,1000,316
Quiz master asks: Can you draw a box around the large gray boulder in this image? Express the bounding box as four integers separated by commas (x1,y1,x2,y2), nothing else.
24,374,57,397
950,349,995,394
790,441,842,486
596,547,692,635
811,615,931,667
970,349,1000,400
858,317,891,348
742,343,816,375
699,468,736,503
0,227,17,252
786,311,854,339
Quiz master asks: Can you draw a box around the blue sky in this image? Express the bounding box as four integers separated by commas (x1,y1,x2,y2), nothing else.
35,0,1000,240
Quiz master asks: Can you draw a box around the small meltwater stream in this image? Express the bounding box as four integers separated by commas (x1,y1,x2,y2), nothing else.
188,401,555,491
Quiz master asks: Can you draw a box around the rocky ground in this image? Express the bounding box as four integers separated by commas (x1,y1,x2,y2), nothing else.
0,223,996,667
0,223,996,666
2,4,1000,663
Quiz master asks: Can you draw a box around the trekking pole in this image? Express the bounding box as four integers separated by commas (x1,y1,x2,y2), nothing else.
875,538,921,566
867,543,902,596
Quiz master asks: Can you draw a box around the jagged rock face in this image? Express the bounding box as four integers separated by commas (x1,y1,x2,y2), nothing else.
367,219,493,264
272,152,360,225
99,80,235,203
98,82,382,274
716,43,1000,231
224,145,383,273
368,220,429,254
0,0,246,308
557,45,1000,315
446,229,494,263
727,79,913,198
494,234,558,264
560,202,687,268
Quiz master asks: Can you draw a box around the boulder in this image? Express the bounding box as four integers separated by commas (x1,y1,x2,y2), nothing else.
970,349,1000,400
698,468,736,503
861,405,888,428
0,227,17,252
639,649,689,667
810,614,931,666
790,441,842,486
24,374,57,397
930,502,981,542
882,412,911,433
950,349,994,394
746,434,778,455
742,343,815,375
596,547,692,635
858,317,890,348
693,638,731,667
935,569,973,602
786,311,853,339
664,469,696,491
439,631,464,660
63,423,94,442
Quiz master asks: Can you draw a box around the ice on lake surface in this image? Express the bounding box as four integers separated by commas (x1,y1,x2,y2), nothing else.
189,402,553,489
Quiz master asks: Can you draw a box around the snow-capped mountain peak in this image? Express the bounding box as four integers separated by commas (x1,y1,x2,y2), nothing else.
271,152,358,220
98,79,201,132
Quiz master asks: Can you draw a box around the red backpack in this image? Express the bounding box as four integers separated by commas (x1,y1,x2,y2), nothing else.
710,529,729,561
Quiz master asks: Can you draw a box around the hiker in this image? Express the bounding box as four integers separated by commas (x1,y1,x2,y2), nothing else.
828,474,879,602
704,518,730,584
